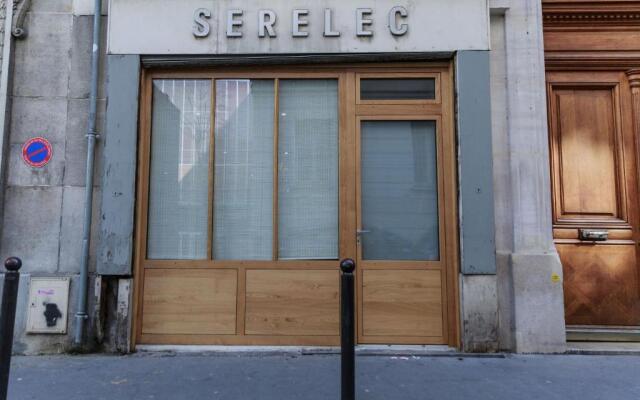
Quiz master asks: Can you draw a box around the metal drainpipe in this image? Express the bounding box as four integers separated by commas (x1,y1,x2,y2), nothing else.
74,0,102,346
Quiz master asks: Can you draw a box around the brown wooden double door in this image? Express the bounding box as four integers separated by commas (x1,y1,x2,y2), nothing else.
547,71,640,332
133,64,459,347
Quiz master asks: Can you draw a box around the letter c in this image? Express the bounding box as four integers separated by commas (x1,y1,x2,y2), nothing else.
389,6,408,36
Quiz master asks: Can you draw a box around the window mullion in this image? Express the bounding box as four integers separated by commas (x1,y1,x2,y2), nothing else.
208,78,216,260
273,78,280,261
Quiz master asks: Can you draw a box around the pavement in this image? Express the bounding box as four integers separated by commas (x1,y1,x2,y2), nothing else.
6,352,640,400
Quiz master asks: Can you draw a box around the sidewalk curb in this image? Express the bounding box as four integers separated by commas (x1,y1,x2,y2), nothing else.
566,349,640,356
133,345,507,358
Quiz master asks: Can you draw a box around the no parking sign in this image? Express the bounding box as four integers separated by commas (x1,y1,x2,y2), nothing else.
22,137,52,168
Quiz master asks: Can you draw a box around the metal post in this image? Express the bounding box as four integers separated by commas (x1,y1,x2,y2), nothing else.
0,257,22,400
340,258,356,400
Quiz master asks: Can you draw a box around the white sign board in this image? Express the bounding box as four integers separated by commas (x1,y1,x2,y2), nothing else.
107,0,490,55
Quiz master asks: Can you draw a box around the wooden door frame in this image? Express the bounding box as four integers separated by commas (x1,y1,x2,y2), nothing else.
131,62,460,349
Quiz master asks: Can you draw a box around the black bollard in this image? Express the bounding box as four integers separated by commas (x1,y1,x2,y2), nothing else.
340,258,356,400
0,257,22,400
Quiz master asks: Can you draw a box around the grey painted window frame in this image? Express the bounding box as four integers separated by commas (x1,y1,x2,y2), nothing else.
456,50,497,275
98,55,140,276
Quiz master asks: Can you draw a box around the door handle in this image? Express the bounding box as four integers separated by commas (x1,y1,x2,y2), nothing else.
356,229,370,237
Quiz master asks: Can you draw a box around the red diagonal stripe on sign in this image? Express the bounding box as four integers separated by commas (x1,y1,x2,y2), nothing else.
27,146,47,159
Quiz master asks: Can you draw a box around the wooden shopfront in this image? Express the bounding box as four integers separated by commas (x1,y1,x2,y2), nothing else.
132,64,460,347
103,0,492,349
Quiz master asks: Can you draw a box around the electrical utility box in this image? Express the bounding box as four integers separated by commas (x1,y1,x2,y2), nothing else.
26,277,70,334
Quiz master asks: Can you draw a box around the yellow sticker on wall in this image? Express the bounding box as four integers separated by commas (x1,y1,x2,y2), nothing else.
551,273,561,283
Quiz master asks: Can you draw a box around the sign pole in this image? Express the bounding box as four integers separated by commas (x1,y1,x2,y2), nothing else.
0,257,22,400
340,258,356,400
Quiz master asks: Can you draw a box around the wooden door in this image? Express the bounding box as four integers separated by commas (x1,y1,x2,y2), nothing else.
353,72,458,345
547,71,640,329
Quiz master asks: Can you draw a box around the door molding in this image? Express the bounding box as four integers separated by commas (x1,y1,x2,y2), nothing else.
543,1,640,70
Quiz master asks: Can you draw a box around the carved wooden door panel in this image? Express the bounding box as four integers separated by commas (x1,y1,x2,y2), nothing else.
547,71,640,328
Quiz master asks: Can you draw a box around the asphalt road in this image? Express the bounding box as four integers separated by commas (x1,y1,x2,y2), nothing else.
7,353,640,400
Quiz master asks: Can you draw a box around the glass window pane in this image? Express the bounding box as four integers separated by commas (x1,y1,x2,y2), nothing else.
278,80,339,260
360,78,436,101
147,79,211,259
361,120,439,260
214,80,274,260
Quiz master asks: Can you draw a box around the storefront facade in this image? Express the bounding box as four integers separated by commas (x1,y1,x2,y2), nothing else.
134,63,460,346
0,0,569,354
116,1,486,348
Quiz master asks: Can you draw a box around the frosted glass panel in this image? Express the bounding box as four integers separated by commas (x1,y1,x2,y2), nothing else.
361,121,439,261
278,80,339,259
214,80,274,260
147,80,211,259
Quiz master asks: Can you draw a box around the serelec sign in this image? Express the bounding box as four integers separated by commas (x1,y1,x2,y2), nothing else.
107,0,490,55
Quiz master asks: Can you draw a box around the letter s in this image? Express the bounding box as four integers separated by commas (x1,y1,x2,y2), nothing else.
193,8,211,38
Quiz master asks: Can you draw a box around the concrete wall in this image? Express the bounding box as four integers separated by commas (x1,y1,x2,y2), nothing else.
449,1,567,353
489,0,566,353
107,0,490,55
0,1,6,76
0,0,107,354
456,0,568,353
0,0,9,231
489,11,515,351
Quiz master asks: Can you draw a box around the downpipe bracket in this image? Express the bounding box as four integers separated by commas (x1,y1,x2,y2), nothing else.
75,312,89,320
12,0,32,39
73,312,89,346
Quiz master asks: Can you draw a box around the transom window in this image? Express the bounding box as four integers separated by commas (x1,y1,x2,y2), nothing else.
360,78,436,101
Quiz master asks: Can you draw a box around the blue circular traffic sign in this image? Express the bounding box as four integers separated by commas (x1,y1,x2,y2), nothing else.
22,137,52,168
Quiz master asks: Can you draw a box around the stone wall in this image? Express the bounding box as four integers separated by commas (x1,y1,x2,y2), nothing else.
489,0,567,353
0,1,6,78
0,0,106,354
